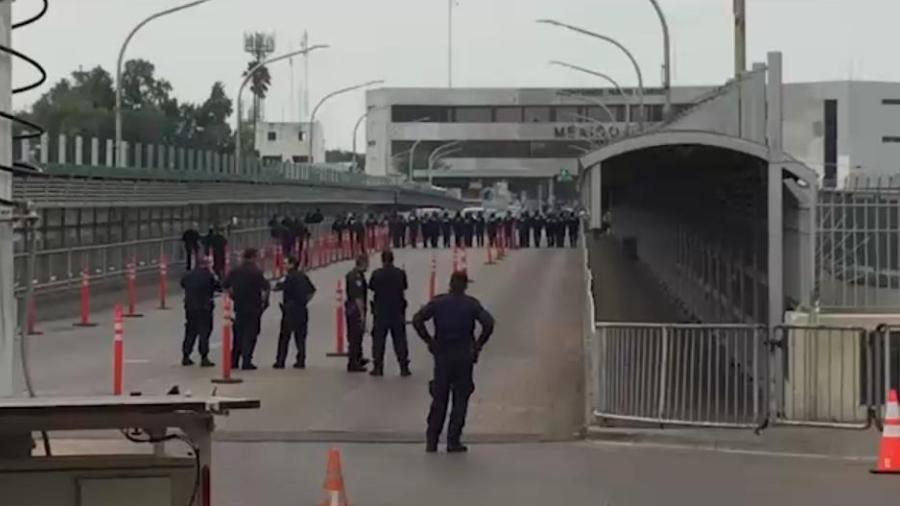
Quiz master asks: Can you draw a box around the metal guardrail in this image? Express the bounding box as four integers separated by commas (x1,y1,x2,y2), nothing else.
590,323,892,431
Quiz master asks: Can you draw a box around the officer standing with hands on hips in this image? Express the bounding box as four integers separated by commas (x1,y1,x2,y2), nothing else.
368,249,411,377
180,256,220,367
224,248,270,370
345,254,370,372
413,271,495,453
274,256,316,369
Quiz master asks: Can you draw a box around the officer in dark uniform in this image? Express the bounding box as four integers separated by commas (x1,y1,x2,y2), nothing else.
182,225,201,271
546,213,557,248
206,227,228,279
389,212,402,249
412,271,495,453
180,256,220,367
345,254,370,372
555,212,567,248
332,215,346,247
441,212,453,248
368,250,411,377
224,248,270,370
463,213,475,248
567,211,580,247
474,212,486,247
408,213,420,248
352,216,366,253
532,212,544,248
365,213,379,249
274,256,316,369
518,212,531,248
452,212,464,247
398,214,408,248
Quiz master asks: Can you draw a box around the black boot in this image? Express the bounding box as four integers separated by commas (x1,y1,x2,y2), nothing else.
447,442,468,453
370,365,384,377
182,356,194,366
200,357,215,368
400,363,411,377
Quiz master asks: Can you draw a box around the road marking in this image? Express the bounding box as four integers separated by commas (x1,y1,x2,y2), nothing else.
586,440,876,462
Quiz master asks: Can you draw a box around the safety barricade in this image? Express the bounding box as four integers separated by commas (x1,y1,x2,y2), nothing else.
593,323,767,428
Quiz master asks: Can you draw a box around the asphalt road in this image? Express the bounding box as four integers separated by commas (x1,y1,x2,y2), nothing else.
212,440,896,506
27,246,586,440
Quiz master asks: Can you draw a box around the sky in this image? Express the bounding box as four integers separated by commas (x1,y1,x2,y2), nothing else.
9,0,900,150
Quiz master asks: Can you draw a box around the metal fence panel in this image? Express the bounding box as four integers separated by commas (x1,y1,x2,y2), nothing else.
594,323,766,428
874,325,900,407
771,325,876,429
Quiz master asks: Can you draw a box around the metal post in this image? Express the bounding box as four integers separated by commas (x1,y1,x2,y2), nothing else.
115,0,214,168
0,0,13,396
590,163,602,230
550,61,632,128
734,0,747,77
409,139,424,181
766,51,784,330
447,0,453,87
308,79,384,163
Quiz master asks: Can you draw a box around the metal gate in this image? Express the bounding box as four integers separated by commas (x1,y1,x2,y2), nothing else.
593,323,767,428
769,326,878,429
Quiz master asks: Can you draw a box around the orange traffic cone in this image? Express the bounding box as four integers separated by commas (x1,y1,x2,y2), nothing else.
321,448,350,506
872,389,900,474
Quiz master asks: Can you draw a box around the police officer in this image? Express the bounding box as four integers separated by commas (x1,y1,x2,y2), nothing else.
486,214,498,247
180,256,220,367
532,212,545,248
274,256,316,369
474,212,486,247
389,212,403,249
413,271,495,453
408,213,421,248
224,248,270,370
546,213,557,248
368,250,411,377
452,212,464,248
182,224,201,271
365,213,379,249
345,254,370,372
518,212,531,248
332,215,346,248
205,227,228,279
567,211,580,247
441,212,453,248
555,212,567,248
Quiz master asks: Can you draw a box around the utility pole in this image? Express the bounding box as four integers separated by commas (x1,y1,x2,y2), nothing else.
0,0,13,397
302,30,310,120
734,0,747,77
447,0,453,87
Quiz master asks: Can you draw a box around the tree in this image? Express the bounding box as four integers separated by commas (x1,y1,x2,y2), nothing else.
244,60,271,123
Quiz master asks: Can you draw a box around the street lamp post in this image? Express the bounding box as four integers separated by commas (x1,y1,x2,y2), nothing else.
549,60,633,129
427,141,462,185
235,45,329,174
308,80,385,163
537,19,646,129
115,0,214,168
647,0,672,120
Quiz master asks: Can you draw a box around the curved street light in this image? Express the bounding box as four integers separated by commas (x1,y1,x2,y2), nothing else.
427,141,463,185
557,91,619,128
537,19,646,129
549,60,632,127
115,0,215,168
235,45,330,174
647,0,672,119
308,80,385,163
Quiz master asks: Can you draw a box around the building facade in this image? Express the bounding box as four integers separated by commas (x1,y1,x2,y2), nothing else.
255,121,325,164
782,81,900,188
365,86,713,204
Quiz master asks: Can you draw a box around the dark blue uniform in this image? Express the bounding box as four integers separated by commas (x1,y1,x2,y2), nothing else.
369,264,410,374
345,268,368,371
224,261,270,369
275,269,316,368
413,292,495,450
180,267,220,364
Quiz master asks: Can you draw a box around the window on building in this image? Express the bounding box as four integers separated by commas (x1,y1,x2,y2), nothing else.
262,155,282,164
297,131,305,141
267,131,277,141
553,106,580,123
883,136,900,143
454,107,493,122
494,107,523,123
292,155,309,163
523,106,551,123
882,99,900,105
586,106,616,122
391,105,452,122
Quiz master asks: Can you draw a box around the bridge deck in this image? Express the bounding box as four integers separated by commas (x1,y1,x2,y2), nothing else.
28,247,585,441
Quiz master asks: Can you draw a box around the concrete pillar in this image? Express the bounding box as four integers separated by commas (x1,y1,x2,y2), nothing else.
590,164,603,230
177,147,184,170
57,134,66,164
168,146,176,170
39,133,49,163
134,142,142,169
158,145,166,169
20,138,30,163
548,176,556,206
75,136,84,165
0,1,15,396
187,149,194,170
146,144,154,169
104,139,113,166
206,151,213,173
90,138,99,166
766,50,785,329
121,142,128,168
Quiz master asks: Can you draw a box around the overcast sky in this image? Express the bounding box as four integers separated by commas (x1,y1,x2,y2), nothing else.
9,0,899,150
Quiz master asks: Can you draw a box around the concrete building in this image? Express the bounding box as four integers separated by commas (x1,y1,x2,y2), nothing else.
254,121,325,164
364,86,713,205
782,81,900,187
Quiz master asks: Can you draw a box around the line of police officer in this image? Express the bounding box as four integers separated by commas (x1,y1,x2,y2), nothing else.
181,243,495,453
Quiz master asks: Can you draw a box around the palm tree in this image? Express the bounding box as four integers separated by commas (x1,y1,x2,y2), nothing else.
244,60,271,123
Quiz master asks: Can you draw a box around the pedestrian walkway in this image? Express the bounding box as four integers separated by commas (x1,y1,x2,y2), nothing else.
29,246,585,441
